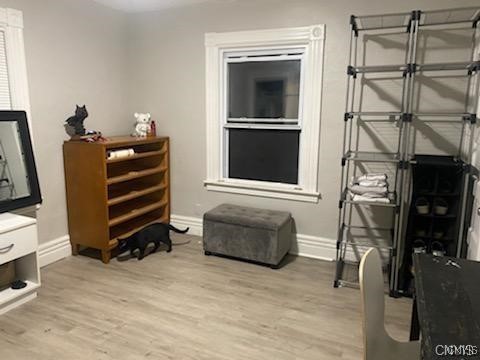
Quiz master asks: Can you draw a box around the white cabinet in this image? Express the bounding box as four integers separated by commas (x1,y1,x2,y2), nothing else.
0,212,40,315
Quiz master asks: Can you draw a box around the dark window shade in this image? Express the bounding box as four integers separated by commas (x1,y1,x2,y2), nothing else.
228,60,301,119
228,129,299,184
254,80,285,118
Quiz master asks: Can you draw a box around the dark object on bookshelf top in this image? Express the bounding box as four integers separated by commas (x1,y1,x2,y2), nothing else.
65,105,88,137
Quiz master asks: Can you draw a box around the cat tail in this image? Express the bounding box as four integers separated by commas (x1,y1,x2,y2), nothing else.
167,224,189,234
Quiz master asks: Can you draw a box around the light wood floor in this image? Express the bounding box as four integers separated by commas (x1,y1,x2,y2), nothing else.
0,234,412,359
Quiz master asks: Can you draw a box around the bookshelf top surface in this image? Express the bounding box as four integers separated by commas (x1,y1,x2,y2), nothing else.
64,136,169,148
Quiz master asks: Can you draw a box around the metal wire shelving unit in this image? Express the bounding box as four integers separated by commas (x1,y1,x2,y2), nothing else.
334,7,480,295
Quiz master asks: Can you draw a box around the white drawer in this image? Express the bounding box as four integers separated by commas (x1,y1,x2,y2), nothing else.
0,224,37,265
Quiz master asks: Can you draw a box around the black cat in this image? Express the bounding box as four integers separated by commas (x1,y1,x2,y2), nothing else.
65,105,88,136
117,223,189,260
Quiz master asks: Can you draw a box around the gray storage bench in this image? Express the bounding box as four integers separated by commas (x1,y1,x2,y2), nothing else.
203,204,292,268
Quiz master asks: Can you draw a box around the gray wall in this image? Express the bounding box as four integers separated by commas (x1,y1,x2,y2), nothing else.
0,0,131,244
0,0,476,247
127,0,479,241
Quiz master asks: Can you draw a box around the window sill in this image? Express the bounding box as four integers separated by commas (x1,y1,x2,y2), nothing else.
204,179,320,203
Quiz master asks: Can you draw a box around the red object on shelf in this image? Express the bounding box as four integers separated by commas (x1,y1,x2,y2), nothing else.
150,120,157,137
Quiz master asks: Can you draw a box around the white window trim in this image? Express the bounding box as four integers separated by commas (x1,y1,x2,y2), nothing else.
204,25,325,203
0,9,31,126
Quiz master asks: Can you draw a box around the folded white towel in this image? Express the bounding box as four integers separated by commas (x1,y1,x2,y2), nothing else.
358,179,387,187
352,194,390,203
353,192,386,199
350,185,388,196
357,173,387,182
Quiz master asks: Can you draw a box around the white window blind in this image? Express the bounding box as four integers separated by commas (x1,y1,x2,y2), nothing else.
0,30,11,110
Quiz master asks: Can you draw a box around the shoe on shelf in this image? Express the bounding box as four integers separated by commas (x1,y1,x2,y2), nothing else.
432,241,446,257
413,239,427,254
415,197,430,215
434,198,448,216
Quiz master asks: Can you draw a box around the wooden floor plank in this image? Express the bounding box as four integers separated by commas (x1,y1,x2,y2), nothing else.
0,234,412,359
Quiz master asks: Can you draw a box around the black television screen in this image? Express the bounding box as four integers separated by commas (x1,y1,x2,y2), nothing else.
0,111,41,213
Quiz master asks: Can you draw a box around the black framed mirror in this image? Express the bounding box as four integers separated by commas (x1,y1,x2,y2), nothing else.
0,111,41,212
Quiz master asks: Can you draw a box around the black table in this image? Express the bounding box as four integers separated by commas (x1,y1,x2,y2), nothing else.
410,254,480,359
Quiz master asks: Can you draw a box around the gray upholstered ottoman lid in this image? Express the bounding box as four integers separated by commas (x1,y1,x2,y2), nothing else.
204,204,291,230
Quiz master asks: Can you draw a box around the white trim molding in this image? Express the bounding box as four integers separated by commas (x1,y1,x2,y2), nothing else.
204,25,325,203
38,235,72,268
170,214,203,237
203,180,320,203
0,7,35,154
0,8,23,29
171,213,336,261
290,233,336,261
36,217,338,266
3,9,33,131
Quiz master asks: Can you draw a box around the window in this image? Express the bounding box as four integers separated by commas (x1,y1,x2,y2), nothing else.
205,25,325,202
226,52,302,184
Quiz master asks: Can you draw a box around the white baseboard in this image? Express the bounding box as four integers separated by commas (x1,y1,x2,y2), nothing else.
36,215,338,267
38,235,72,268
171,215,203,237
290,233,336,261
171,214,336,261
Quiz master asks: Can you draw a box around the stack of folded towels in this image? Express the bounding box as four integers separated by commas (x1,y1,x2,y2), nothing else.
349,173,390,203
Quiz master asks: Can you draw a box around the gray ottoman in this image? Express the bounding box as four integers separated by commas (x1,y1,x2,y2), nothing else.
203,204,292,268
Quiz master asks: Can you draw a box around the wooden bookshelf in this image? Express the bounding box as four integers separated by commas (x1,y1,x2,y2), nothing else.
63,136,170,263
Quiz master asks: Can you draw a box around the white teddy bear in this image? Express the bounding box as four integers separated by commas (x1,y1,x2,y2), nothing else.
133,112,151,137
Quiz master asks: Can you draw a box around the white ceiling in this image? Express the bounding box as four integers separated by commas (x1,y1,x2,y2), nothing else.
92,0,235,13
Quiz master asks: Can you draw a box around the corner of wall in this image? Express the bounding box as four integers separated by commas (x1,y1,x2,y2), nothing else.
38,235,71,268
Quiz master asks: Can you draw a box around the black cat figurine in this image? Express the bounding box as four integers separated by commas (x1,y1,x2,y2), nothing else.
117,223,189,260
65,105,88,136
